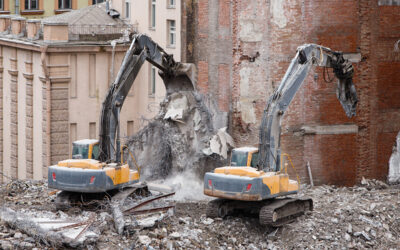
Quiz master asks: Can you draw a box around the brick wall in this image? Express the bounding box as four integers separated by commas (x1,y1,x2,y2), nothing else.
184,0,400,185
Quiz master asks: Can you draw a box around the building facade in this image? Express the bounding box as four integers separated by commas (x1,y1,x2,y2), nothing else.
0,1,184,182
182,0,400,186
0,4,134,182
0,0,103,18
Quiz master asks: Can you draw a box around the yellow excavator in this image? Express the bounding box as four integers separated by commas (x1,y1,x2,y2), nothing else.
204,44,358,226
48,34,196,209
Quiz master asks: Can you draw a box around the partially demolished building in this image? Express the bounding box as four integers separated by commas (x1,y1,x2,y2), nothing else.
182,0,400,185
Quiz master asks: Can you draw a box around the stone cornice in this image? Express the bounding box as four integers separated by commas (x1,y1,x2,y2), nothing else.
23,73,33,80
39,76,71,84
8,69,18,76
49,76,71,83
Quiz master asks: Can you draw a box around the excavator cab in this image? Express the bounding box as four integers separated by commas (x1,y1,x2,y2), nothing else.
230,147,259,168
71,139,100,160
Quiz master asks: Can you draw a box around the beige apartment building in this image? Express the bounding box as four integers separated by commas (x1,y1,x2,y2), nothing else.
0,1,182,182
0,4,133,182
0,0,102,18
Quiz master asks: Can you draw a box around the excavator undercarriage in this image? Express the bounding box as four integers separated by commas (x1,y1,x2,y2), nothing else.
206,197,313,227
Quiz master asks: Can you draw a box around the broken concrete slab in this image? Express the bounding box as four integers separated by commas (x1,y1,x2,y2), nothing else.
388,131,400,184
204,127,235,159
0,207,98,248
164,93,189,122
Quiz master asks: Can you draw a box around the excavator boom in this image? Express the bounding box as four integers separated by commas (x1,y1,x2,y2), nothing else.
98,34,196,164
258,44,358,172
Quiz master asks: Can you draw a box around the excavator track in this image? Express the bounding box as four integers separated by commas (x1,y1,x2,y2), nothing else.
206,197,313,227
259,198,313,227
206,199,226,218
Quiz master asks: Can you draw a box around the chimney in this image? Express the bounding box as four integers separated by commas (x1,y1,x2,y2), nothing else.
0,15,11,33
43,22,69,43
27,19,41,39
11,16,26,36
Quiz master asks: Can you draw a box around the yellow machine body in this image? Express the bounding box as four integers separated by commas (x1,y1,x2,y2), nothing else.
204,147,299,201
48,139,140,193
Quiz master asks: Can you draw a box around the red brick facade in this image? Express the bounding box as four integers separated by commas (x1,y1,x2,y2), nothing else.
182,0,400,186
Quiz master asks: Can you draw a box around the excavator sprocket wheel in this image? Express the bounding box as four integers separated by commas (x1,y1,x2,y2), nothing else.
206,199,225,218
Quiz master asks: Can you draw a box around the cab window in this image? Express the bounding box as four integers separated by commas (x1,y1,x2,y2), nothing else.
231,151,248,167
250,152,259,168
72,144,89,159
91,144,100,160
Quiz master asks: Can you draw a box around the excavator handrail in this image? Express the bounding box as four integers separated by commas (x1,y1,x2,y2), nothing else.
280,153,301,187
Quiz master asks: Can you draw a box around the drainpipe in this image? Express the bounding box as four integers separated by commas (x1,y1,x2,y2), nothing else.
40,46,51,168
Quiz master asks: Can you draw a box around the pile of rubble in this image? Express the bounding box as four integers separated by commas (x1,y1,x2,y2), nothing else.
0,178,399,249
126,91,233,180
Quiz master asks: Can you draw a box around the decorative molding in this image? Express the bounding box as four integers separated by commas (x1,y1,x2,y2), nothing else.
20,10,45,15
50,76,71,83
38,76,47,83
54,9,71,14
300,124,359,135
23,73,34,80
48,64,69,68
8,69,18,76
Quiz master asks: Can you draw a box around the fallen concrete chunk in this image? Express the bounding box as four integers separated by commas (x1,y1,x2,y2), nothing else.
388,131,400,184
0,207,98,248
164,93,189,121
205,127,235,159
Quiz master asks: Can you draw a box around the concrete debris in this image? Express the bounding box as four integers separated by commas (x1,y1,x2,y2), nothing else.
126,91,229,180
0,207,98,248
163,93,189,122
203,127,235,159
388,131,400,184
360,176,389,190
138,235,151,245
1,179,400,249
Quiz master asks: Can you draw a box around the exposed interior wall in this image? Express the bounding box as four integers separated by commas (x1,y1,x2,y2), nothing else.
184,0,400,185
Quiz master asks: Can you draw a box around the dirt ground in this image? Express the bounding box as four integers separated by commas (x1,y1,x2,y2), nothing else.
0,179,399,249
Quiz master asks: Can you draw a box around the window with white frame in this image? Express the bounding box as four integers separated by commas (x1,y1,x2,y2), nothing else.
25,0,38,10
0,0,3,10
150,0,156,28
125,0,130,18
58,0,71,9
168,20,176,46
168,0,175,8
149,66,156,95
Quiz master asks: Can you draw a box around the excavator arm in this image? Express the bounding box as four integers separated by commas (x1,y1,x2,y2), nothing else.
258,44,358,172
98,34,196,163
